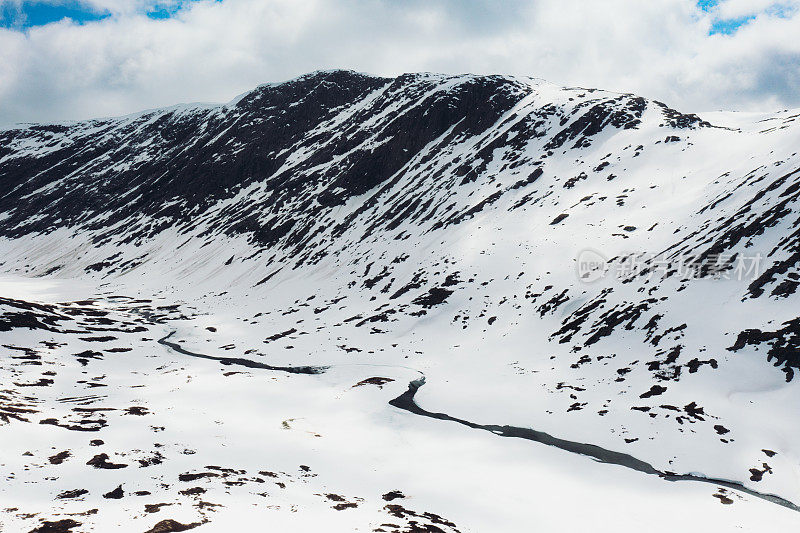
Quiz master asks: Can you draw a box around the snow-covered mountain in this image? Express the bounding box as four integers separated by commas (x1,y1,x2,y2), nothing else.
2,70,800,532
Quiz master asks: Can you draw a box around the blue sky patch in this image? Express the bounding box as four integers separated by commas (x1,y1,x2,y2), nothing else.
0,0,218,29
697,0,797,35
709,14,757,34
697,0,720,12
0,1,109,28
147,2,196,20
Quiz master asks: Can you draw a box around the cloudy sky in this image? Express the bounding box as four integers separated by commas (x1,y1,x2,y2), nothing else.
1,0,799,125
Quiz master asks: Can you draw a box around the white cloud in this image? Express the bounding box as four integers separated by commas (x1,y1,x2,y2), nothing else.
1,0,799,125
715,0,798,19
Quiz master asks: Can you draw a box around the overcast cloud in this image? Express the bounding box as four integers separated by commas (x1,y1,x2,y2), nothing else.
1,0,799,125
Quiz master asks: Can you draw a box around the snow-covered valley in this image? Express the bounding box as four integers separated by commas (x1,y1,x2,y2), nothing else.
2,70,800,532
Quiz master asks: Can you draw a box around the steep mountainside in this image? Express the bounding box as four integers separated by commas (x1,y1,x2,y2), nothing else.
2,70,800,532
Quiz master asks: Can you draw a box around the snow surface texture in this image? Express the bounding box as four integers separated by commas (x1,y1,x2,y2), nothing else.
1,70,800,532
